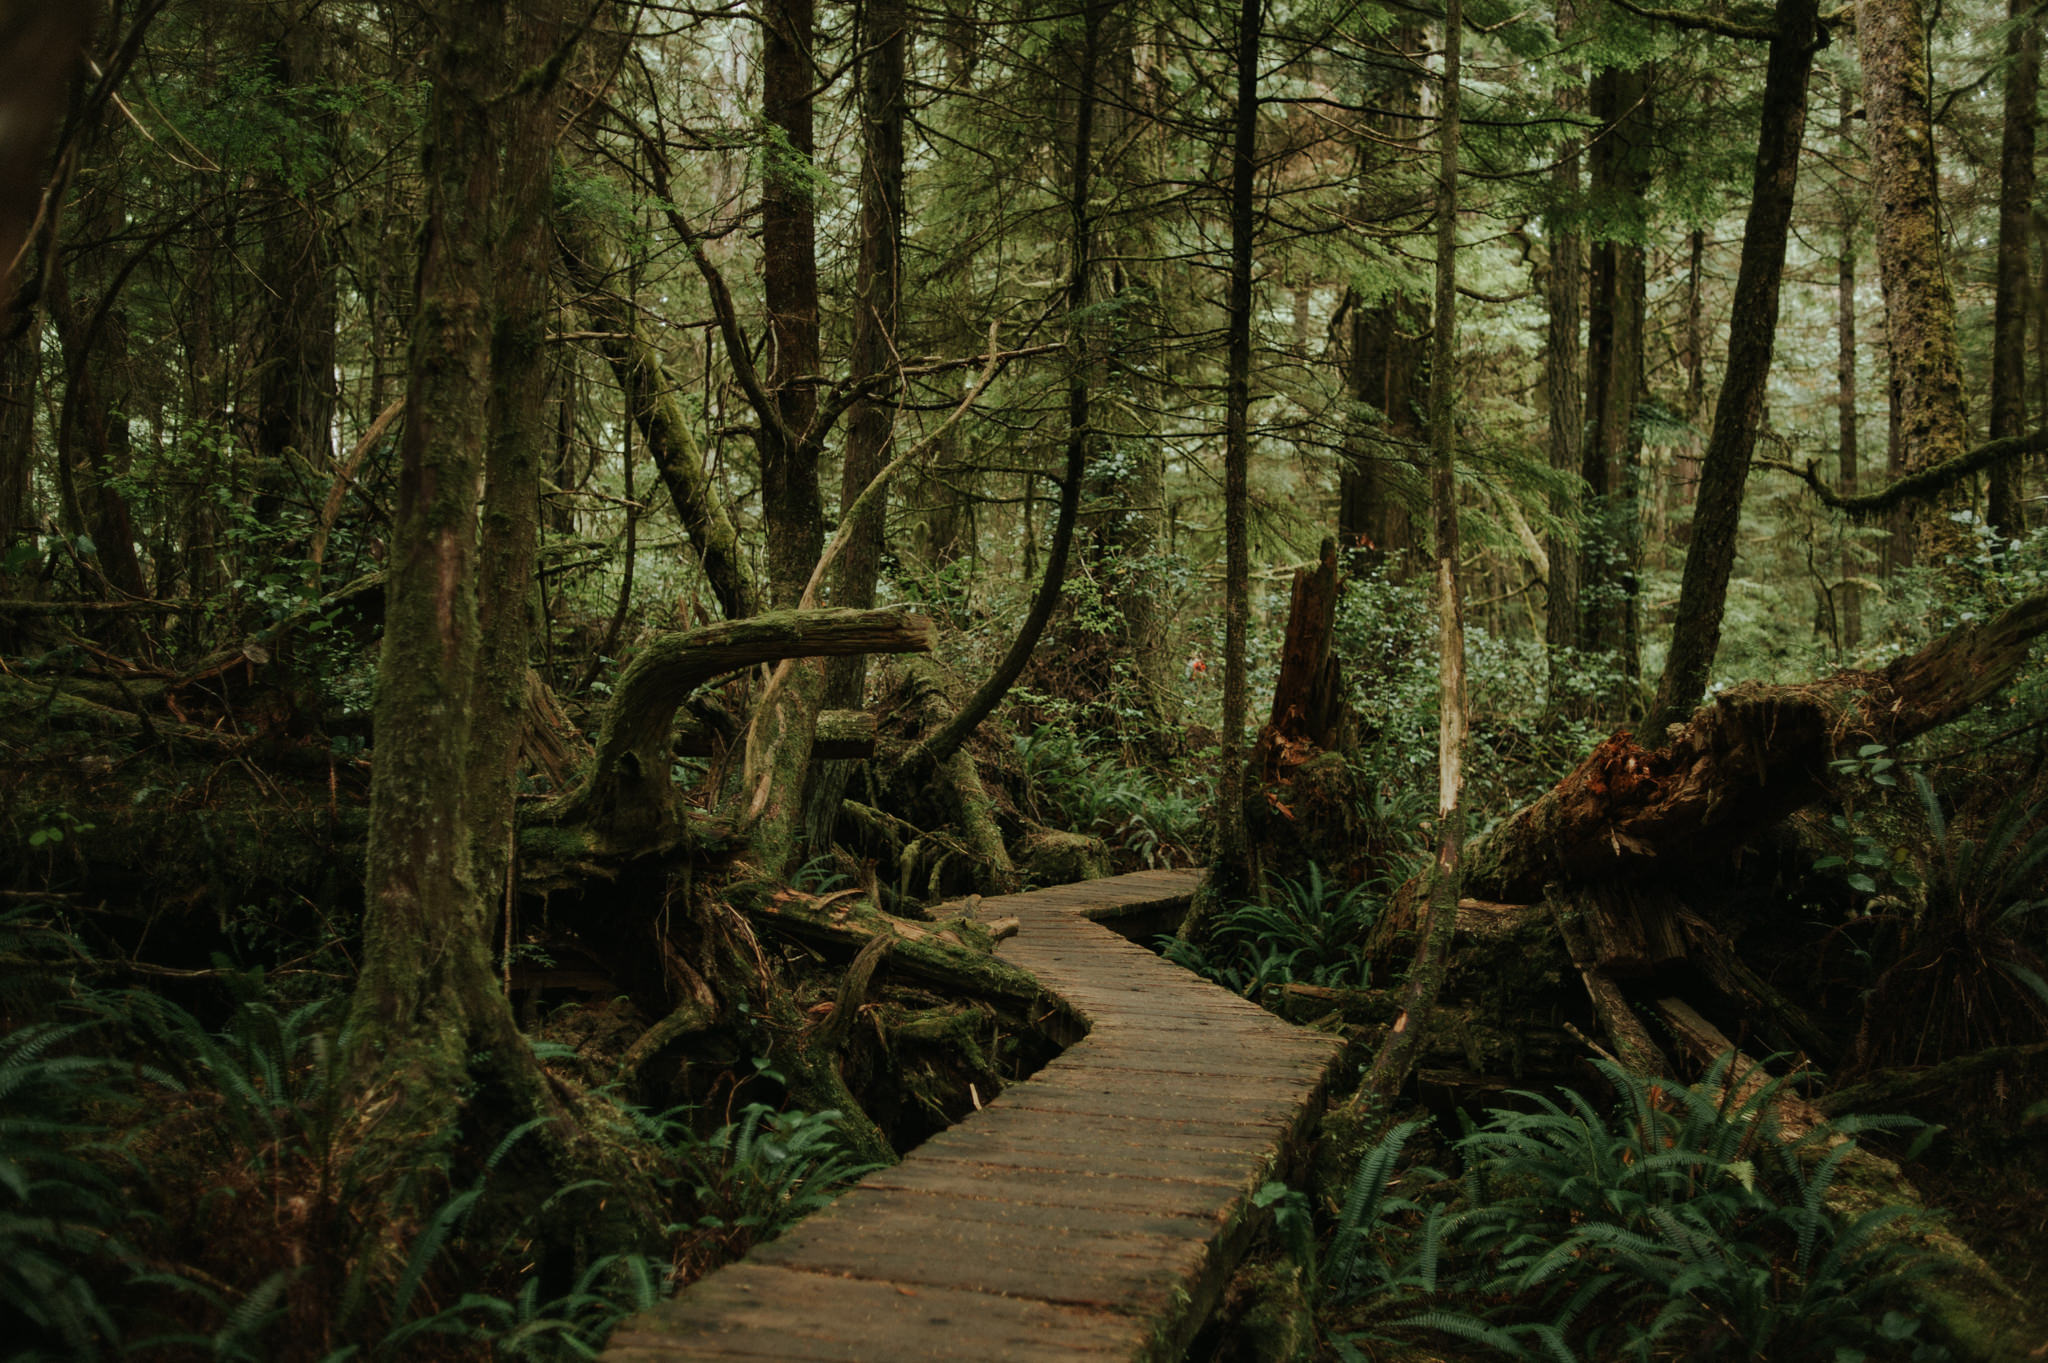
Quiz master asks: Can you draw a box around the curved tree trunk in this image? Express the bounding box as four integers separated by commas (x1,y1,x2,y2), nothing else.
554,608,936,847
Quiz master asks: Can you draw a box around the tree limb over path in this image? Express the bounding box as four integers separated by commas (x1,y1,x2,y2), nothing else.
547,608,936,845
1467,590,2048,903
1758,425,2048,519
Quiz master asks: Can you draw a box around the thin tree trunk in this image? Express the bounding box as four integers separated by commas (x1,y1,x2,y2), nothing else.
1861,0,1971,567
1988,0,2037,539
809,0,907,854
471,0,563,920
1650,0,1820,731
1368,0,1461,1101
1543,5,1583,707
1580,64,1649,705
1838,77,1862,649
1215,0,1261,902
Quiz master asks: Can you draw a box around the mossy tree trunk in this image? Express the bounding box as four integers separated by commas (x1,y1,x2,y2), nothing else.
1861,0,1972,567
340,0,650,1284
1987,0,2037,540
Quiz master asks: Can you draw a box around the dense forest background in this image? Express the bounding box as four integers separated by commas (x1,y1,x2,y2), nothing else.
2,0,2046,1356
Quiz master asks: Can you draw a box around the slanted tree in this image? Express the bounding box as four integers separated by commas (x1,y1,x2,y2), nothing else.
1651,0,1822,730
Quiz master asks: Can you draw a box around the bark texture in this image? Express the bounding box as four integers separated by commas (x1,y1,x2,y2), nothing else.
1860,0,1971,565
1987,0,2037,539
1472,589,2048,904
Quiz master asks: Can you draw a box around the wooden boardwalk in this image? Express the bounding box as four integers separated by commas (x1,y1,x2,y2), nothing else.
604,869,1346,1362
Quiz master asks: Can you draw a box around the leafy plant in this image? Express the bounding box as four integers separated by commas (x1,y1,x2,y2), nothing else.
1850,776,2048,1077
1013,725,1201,868
0,1022,129,1362
675,1102,883,1253
1163,864,1379,996
1337,1058,1943,1362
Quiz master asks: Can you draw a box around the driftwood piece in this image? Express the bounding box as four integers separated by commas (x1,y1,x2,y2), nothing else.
1654,999,2036,1362
1466,591,2048,902
548,608,935,845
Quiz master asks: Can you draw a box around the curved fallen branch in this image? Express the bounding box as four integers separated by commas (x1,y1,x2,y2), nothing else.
547,607,935,845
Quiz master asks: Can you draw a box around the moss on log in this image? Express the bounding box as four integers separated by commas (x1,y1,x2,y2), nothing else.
547,608,934,846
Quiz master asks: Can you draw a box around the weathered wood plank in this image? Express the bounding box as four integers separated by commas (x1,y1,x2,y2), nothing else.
601,868,1343,1362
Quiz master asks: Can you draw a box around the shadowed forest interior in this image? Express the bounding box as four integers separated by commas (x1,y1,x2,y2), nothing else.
2,0,2047,1356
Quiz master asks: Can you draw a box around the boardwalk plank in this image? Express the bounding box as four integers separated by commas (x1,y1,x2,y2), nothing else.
602,868,1343,1362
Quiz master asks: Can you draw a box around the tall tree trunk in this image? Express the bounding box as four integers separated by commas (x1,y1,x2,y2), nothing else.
1840,219,1862,648
1340,24,1426,575
1215,0,1261,902
252,9,337,524
760,0,822,608
1081,3,1174,737
341,0,630,1266
1580,64,1649,706
809,0,907,855
1861,0,1971,568
1368,0,1462,1100
1675,226,1705,536
1543,5,1583,707
1650,0,1820,730
1988,0,2037,540
470,3,562,925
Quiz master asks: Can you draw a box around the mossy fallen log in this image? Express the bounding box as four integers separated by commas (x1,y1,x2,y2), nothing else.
1656,998,2037,1361
1464,591,2048,903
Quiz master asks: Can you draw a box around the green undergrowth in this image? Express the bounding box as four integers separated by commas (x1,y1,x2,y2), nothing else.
1281,1059,1953,1363
1162,864,1382,997
0,925,880,1363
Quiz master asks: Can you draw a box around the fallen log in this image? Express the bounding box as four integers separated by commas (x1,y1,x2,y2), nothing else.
1654,998,2037,1362
1465,591,2048,903
546,608,935,845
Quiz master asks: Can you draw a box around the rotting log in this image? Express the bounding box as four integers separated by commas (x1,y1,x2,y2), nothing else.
1465,591,2048,903
743,888,1058,1018
1655,999,2037,1362
546,608,935,846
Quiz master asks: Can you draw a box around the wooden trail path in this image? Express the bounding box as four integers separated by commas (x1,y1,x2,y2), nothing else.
603,869,1346,1362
